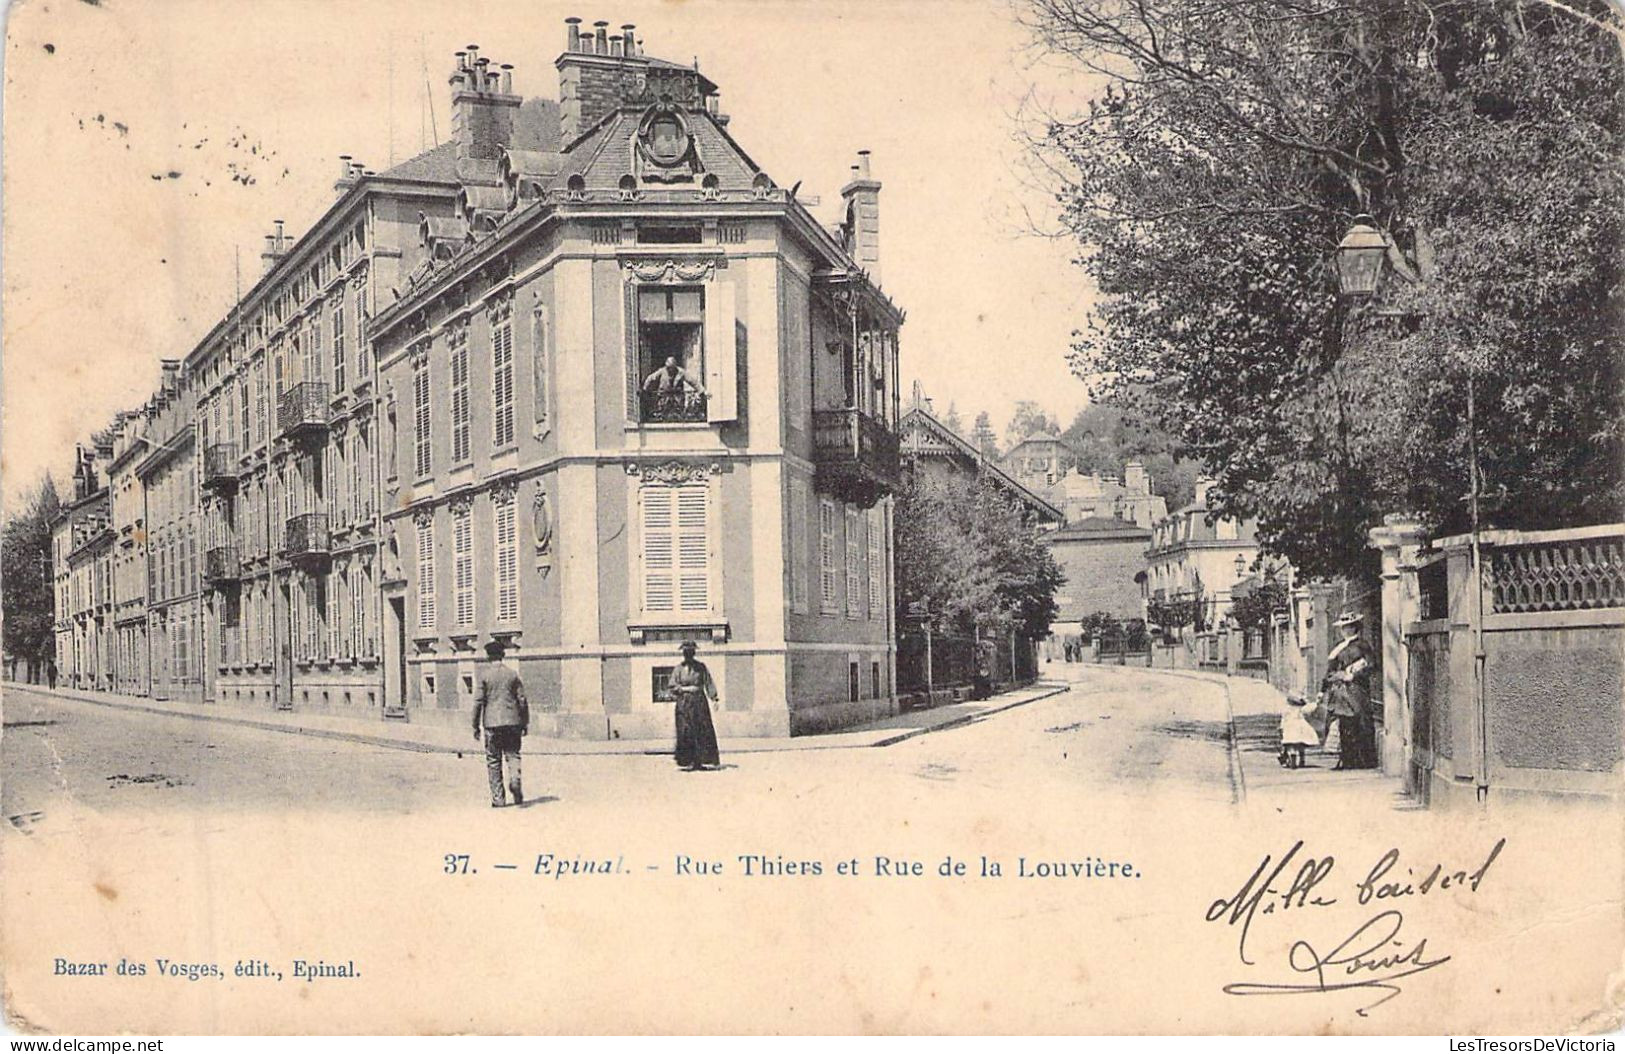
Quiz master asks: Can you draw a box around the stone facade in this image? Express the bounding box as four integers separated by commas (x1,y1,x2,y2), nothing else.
1045,518,1153,627
48,20,905,740
369,23,903,738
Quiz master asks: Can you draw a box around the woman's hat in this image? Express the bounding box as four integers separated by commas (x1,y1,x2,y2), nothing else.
679,640,698,652
1334,610,1363,628
1286,693,1309,707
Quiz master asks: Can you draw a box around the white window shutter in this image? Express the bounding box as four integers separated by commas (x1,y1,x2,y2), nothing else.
676,484,710,612
642,487,675,613
705,281,737,422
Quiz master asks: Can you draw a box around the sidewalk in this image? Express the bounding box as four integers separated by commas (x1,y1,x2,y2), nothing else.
1073,663,1407,807
1222,674,1409,807
5,679,1072,757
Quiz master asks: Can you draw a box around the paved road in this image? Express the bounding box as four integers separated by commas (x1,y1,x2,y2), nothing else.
2,665,1243,827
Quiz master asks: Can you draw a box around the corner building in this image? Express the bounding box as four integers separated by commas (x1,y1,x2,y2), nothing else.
367,21,904,737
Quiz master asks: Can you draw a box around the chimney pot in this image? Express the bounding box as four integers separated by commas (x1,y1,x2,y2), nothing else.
622,24,636,54
609,34,623,56
500,63,513,94
594,21,609,54
566,17,582,51
456,50,467,70
857,150,872,179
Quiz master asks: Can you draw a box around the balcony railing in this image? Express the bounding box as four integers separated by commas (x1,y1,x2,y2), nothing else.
203,545,241,585
202,443,238,492
283,512,331,568
278,381,331,439
640,389,708,424
812,407,900,508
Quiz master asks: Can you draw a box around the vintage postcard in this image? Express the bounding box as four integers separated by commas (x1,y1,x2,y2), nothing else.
2,0,1622,1037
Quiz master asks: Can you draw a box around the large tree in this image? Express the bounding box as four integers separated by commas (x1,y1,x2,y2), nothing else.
3,476,62,677
894,469,1063,641
1022,0,1625,579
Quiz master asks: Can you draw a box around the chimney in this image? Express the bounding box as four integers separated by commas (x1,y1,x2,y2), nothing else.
260,224,285,274
841,150,882,286
335,154,356,194
1125,460,1148,495
449,46,521,162
556,19,712,143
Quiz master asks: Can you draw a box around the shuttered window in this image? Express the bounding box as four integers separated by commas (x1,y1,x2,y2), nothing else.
413,357,432,479
453,505,475,628
450,342,471,463
494,490,519,624
332,301,345,392
492,322,515,447
820,499,838,615
350,564,364,658
868,507,885,619
328,568,342,658
642,484,709,614
416,519,436,630
846,507,863,619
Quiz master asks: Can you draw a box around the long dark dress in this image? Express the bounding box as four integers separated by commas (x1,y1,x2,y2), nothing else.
1323,636,1378,769
671,659,720,769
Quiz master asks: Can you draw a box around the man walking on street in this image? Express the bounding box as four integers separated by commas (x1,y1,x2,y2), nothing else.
473,640,529,808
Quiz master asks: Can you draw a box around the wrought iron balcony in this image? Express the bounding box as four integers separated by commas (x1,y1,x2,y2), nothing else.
202,443,238,492
812,407,900,508
278,381,331,440
203,545,241,586
640,389,708,424
283,512,331,569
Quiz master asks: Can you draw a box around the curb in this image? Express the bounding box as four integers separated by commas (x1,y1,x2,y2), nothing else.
868,681,1072,747
18,686,464,755
12,681,1073,757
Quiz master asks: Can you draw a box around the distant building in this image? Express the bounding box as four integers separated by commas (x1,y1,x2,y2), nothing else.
1044,517,1154,637
1143,478,1259,628
1001,436,1167,528
1003,435,1076,488
51,443,114,691
899,391,1063,526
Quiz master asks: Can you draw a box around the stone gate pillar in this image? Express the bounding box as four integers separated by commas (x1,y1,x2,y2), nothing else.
1369,516,1428,786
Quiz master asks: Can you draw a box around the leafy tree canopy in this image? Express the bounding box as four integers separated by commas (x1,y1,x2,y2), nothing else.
895,468,1065,640
1022,0,1625,579
3,475,62,669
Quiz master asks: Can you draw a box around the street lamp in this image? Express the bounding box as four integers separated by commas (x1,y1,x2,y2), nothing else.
1331,215,1489,803
1333,214,1388,299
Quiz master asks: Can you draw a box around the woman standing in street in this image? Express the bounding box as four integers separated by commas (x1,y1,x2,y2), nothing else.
670,640,721,771
1322,611,1378,770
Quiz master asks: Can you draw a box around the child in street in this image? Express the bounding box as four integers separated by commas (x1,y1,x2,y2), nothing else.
1278,692,1321,769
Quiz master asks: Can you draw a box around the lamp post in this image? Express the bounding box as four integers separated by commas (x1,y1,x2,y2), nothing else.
1332,215,1489,804
1334,215,1388,299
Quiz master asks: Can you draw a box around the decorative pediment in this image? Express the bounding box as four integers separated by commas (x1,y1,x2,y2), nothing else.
619,257,717,285
487,289,514,323
625,459,722,484
445,314,469,348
